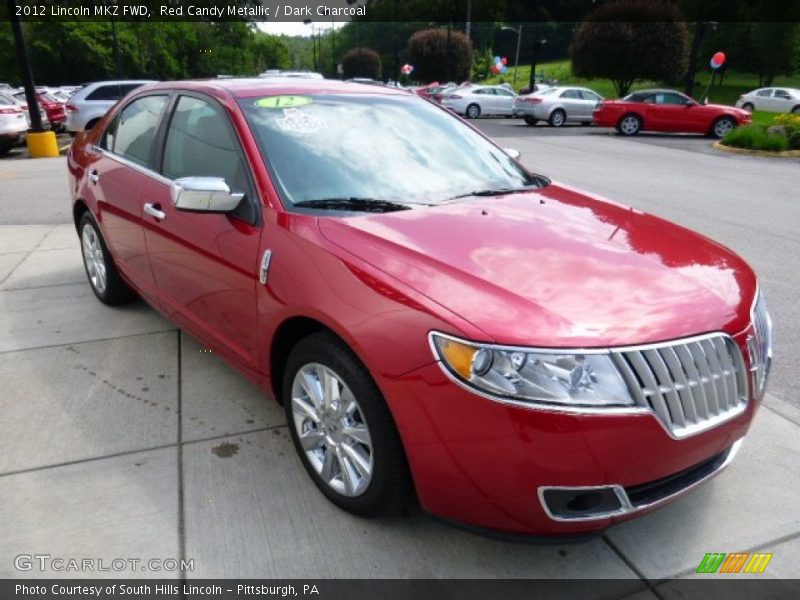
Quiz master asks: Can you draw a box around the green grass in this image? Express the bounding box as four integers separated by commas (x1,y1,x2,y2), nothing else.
481,59,800,109
749,111,781,127
722,125,790,151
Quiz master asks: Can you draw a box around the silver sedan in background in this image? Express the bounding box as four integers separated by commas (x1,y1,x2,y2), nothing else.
440,85,518,118
735,88,800,114
513,86,603,127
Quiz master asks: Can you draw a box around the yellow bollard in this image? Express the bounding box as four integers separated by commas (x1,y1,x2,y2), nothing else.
26,130,60,158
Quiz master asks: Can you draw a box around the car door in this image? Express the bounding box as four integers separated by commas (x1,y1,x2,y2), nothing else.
558,89,582,120
91,93,170,297
473,88,494,114
753,88,773,111
580,89,603,119
773,89,793,112
494,88,516,115
144,93,262,371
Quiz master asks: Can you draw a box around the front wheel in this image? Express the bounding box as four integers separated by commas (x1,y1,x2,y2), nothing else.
79,213,135,305
712,117,736,139
465,103,481,119
283,332,411,517
791,106,800,115
742,102,755,113
618,114,642,136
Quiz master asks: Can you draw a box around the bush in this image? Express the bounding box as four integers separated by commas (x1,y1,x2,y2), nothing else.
342,48,381,80
407,28,472,83
570,0,689,97
722,125,790,152
774,113,800,149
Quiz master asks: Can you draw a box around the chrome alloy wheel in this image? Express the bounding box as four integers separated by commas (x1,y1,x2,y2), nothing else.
620,115,640,135
551,110,565,126
291,363,374,497
714,118,735,138
81,224,107,294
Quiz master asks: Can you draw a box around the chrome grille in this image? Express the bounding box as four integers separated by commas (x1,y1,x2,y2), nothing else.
610,334,748,438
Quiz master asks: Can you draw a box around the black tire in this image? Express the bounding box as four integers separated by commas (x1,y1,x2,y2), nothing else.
742,102,755,113
549,108,566,127
78,212,136,305
523,116,538,126
711,116,736,139
0,142,12,157
581,121,592,126
283,331,412,517
792,106,800,115
465,103,481,119
617,113,642,136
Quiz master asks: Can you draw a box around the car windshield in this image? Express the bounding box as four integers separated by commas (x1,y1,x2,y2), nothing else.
239,93,543,209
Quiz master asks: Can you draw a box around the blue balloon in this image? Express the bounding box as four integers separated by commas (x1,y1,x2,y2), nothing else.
500,65,508,74
493,56,501,64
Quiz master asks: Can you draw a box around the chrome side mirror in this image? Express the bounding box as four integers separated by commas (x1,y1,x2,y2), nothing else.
503,147,521,160
171,177,244,213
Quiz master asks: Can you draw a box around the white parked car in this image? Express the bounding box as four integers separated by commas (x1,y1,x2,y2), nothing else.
440,85,518,118
0,93,28,156
259,70,324,80
65,80,155,133
735,88,800,114
0,90,49,131
513,86,603,127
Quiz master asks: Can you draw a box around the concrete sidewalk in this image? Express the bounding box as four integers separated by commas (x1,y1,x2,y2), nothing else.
1,223,799,592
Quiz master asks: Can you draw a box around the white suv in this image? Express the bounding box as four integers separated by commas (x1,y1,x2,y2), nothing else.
65,80,156,133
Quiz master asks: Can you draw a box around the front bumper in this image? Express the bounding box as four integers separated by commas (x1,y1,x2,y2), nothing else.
380,360,756,536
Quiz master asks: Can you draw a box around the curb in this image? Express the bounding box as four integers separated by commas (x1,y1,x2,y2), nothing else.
712,142,800,158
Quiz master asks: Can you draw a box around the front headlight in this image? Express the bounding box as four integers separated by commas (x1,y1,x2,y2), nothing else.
430,333,634,408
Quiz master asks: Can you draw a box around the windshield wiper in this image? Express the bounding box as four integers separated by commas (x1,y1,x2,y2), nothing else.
293,197,416,213
449,187,536,200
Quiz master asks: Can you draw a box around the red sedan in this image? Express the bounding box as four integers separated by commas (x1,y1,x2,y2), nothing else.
14,91,66,131
593,89,751,138
67,79,771,538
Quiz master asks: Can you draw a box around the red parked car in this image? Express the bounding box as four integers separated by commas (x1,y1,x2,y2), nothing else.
14,91,66,131
67,79,771,538
593,89,751,138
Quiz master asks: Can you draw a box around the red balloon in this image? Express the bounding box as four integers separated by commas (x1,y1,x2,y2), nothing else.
501,57,508,65
711,51,726,67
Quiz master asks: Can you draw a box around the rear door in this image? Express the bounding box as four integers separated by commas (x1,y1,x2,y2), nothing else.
773,89,794,112
558,89,583,120
144,92,262,371
91,93,170,296
579,89,603,119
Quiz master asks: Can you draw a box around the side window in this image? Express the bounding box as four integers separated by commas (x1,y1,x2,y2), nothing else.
495,89,514,97
474,88,487,95
120,83,145,97
86,85,122,101
774,89,791,99
756,89,772,97
162,95,249,195
581,90,602,101
561,89,580,99
112,95,168,167
99,115,119,151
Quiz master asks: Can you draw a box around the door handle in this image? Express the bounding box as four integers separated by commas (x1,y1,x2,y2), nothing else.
144,202,166,221
89,170,100,184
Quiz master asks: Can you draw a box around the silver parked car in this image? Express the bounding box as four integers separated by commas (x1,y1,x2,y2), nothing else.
735,87,800,114
513,86,603,127
440,85,518,118
0,93,28,156
65,80,155,133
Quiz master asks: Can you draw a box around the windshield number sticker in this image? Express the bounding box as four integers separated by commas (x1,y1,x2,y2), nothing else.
255,96,313,109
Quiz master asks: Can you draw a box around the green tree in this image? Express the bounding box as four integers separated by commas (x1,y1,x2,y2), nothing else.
342,47,382,79
571,0,689,97
407,28,473,83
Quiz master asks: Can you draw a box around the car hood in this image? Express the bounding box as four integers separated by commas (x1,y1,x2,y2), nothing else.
318,184,756,347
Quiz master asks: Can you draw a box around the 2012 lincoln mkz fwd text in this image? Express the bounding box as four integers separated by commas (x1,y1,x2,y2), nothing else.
67,79,772,537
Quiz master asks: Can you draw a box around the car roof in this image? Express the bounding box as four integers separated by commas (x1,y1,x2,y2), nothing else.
629,89,686,95
139,78,411,99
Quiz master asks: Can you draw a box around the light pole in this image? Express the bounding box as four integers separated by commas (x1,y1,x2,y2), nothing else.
528,38,547,92
501,25,522,91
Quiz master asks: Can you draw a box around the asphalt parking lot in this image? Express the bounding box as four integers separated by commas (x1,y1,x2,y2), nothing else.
1,125,799,591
